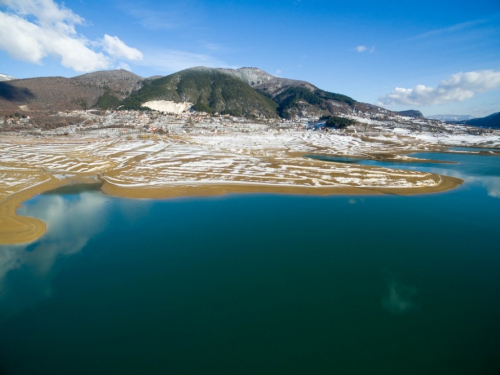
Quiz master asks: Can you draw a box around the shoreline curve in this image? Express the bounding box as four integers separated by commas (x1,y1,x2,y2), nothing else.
0,172,462,246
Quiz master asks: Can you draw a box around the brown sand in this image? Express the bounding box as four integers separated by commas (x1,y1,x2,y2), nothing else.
0,178,63,245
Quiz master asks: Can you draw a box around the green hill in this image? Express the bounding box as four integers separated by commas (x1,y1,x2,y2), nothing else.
218,67,356,118
120,68,278,119
273,87,355,118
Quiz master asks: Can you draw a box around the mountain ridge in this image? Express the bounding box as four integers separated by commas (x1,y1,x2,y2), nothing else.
0,67,415,121
0,69,144,112
459,112,500,129
216,67,358,118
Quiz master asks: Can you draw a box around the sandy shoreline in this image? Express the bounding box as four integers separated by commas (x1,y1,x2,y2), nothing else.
0,172,462,245
101,174,462,199
0,177,60,245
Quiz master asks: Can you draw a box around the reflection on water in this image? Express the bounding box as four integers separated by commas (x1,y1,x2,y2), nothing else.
381,279,418,315
409,152,500,199
0,189,110,317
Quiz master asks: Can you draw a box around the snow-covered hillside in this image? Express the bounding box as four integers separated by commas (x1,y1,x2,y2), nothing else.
0,73,16,82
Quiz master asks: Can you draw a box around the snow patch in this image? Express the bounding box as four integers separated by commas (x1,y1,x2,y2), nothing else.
141,101,192,114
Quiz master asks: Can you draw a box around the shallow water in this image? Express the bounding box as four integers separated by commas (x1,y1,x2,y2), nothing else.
1,152,499,375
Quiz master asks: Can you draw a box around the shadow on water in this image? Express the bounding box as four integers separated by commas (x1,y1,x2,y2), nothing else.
305,154,365,164
43,183,103,195
0,82,35,102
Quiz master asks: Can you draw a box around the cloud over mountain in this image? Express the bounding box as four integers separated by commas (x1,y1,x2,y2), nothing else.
379,70,500,106
0,0,142,72
101,35,143,61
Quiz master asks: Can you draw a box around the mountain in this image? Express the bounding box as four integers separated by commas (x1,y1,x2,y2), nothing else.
0,70,143,113
427,114,473,122
219,67,317,97
219,67,356,119
460,112,500,129
121,67,279,118
0,67,394,121
396,110,424,118
0,74,16,82
72,69,143,97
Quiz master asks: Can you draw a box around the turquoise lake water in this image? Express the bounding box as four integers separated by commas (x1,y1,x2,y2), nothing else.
0,152,499,374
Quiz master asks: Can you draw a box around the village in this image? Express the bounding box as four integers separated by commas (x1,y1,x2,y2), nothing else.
1,108,306,137
0,104,495,141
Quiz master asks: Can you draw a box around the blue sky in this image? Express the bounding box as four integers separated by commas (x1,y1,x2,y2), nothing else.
1,0,499,117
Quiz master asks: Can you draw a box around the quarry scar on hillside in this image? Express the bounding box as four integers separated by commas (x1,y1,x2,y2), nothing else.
0,133,463,245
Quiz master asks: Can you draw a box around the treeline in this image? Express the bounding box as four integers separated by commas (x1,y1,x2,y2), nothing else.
271,87,356,119
96,91,120,110
315,89,356,107
323,116,356,129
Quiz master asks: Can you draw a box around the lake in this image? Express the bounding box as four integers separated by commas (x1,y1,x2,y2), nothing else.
1,152,499,375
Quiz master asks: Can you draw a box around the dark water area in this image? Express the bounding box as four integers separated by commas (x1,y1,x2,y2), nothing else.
1,153,500,375
306,154,364,163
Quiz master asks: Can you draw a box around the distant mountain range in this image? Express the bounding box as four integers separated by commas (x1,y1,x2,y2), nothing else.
3,67,494,125
427,114,474,122
0,67,377,119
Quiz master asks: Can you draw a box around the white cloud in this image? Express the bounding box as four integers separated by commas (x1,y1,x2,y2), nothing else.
0,0,142,72
378,70,500,106
102,34,143,61
356,45,367,52
410,19,487,41
276,69,282,75
2,0,83,32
